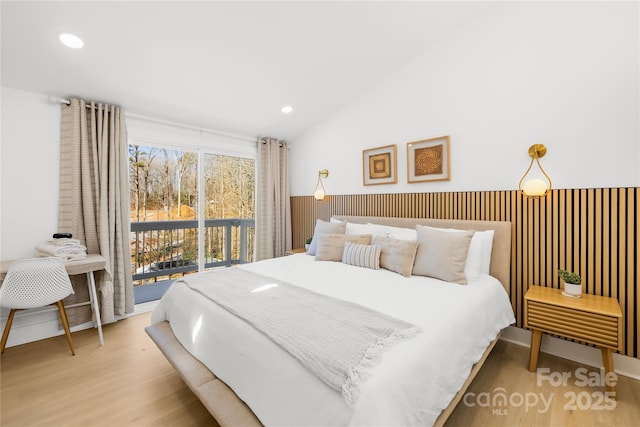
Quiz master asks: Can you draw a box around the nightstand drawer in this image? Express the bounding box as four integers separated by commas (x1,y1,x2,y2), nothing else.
527,300,620,350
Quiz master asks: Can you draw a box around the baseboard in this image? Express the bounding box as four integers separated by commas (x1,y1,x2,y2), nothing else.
501,326,640,381
1,309,97,348
1,300,160,348
5,308,639,381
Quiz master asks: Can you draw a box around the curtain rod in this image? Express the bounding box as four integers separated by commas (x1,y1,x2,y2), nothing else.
49,96,256,143
126,112,256,143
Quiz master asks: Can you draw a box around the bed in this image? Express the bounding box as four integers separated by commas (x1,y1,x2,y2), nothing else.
146,216,514,426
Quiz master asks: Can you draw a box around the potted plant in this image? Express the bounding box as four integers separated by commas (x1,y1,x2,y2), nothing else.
558,269,582,298
305,237,313,252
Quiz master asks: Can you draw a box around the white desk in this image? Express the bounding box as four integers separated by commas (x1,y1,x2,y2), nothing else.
0,254,107,345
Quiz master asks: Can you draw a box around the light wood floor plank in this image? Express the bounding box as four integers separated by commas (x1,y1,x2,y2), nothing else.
2,312,639,426
1,312,215,427
446,339,640,426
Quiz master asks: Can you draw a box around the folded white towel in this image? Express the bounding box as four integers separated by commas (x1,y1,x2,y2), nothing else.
47,238,82,247
38,252,88,261
35,242,87,257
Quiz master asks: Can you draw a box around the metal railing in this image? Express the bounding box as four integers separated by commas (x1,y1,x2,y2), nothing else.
130,218,255,284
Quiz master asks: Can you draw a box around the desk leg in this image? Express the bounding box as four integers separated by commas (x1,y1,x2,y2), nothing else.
528,329,543,372
86,272,104,346
600,347,616,395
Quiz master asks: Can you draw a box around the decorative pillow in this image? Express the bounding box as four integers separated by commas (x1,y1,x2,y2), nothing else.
342,241,381,270
370,223,417,241
421,226,494,279
315,234,372,262
307,219,346,255
371,236,419,277
413,225,474,285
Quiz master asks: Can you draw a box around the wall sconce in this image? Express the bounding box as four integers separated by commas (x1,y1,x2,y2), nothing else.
519,144,552,197
314,169,329,200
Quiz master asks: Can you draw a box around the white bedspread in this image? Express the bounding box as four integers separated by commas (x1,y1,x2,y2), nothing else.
151,254,515,426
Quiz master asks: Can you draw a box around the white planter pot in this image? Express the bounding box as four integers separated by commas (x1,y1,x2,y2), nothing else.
305,243,310,252
563,281,582,298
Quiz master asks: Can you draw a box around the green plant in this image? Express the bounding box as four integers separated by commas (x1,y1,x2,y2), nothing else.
305,237,313,245
558,269,581,284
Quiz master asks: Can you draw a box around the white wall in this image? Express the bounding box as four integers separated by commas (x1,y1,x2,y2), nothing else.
1,87,61,260
289,2,640,196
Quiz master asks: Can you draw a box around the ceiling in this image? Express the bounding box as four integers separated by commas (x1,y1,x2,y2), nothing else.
1,1,494,141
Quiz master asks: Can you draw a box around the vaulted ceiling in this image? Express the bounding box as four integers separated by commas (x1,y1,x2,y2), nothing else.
1,1,495,140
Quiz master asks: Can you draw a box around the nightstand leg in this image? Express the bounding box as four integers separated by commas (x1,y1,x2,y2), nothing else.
600,347,616,394
529,329,543,372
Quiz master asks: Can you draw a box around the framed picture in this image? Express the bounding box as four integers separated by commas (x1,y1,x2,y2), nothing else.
407,135,451,183
362,144,397,186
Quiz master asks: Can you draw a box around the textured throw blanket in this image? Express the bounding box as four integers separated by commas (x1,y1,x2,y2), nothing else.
180,267,422,406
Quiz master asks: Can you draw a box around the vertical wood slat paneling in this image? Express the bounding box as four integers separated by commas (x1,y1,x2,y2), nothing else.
291,188,639,359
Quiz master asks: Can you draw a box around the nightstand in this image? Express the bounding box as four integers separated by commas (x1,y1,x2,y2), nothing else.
285,248,307,256
524,285,622,393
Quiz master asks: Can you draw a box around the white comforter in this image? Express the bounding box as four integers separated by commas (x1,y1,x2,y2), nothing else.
151,254,515,426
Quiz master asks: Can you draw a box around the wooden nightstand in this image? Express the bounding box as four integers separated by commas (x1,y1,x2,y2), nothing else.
285,248,307,256
524,285,622,393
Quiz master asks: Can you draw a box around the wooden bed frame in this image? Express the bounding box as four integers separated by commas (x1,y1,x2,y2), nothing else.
146,216,512,427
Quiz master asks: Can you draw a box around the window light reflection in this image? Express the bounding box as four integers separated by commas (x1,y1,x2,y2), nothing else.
251,284,278,293
192,315,203,344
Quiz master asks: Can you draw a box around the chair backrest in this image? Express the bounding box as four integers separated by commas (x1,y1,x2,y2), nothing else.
0,257,75,309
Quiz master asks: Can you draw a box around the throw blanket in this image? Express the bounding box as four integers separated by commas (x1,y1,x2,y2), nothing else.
180,267,422,406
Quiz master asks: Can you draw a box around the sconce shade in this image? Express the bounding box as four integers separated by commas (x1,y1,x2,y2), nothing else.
522,178,548,197
314,169,329,200
519,144,551,198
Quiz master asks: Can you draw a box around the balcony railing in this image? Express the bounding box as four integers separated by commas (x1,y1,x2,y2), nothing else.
131,218,255,284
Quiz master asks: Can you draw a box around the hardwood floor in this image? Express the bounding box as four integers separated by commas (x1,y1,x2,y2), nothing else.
1,312,216,427
446,339,640,426
1,312,639,426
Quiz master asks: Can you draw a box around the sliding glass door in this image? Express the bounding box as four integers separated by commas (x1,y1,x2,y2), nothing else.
129,144,255,289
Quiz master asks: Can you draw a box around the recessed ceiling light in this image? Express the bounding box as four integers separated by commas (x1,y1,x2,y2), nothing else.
59,33,84,49
281,106,293,114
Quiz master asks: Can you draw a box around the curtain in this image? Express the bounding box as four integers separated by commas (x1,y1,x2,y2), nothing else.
58,98,133,324
255,137,292,260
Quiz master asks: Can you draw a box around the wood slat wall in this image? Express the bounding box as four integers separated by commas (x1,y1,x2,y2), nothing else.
291,188,639,358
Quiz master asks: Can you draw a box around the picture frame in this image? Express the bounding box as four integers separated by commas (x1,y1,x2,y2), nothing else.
362,144,397,186
407,135,451,183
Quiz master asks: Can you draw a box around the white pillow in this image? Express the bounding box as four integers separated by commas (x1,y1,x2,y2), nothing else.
420,226,494,281
345,222,387,239
369,223,417,241
478,230,495,274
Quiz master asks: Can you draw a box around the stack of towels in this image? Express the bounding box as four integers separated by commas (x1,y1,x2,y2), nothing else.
36,238,87,261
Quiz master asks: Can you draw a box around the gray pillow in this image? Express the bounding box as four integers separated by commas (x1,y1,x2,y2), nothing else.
315,234,372,261
371,236,419,277
413,225,474,285
307,219,346,255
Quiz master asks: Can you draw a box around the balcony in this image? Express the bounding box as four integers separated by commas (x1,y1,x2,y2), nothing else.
131,218,255,285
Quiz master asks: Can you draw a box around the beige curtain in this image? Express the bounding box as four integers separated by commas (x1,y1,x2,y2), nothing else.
255,137,292,260
58,98,133,324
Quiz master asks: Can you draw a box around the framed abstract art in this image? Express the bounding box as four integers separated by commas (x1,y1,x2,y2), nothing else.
407,136,451,183
362,144,397,186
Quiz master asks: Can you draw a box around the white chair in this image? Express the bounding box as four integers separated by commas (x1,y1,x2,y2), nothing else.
0,257,76,355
